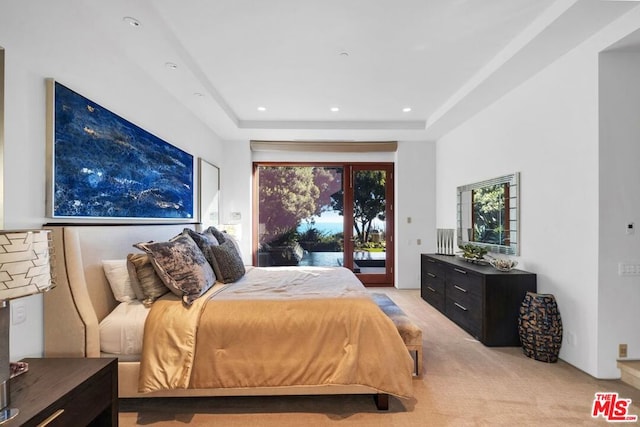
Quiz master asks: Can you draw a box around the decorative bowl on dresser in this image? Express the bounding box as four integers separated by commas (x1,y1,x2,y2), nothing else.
421,254,536,346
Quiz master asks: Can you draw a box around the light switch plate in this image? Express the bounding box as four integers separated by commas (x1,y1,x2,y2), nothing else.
618,263,640,276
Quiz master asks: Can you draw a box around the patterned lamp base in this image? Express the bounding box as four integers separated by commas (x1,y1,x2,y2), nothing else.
518,292,563,363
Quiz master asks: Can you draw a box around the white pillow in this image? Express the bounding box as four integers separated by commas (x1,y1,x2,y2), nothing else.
102,259,137,302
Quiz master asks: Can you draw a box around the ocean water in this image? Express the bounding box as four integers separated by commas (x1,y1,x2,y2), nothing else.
297,222,344,236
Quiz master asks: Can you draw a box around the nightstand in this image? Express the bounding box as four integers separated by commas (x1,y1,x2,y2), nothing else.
8,357,117,426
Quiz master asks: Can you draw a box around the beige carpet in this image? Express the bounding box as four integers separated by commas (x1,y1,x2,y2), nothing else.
119,289,640,426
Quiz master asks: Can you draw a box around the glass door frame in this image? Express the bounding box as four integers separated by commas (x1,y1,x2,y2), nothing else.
252,161,394,287
343,163,394,286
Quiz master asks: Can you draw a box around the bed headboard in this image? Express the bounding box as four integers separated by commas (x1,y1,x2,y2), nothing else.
44,223,196,358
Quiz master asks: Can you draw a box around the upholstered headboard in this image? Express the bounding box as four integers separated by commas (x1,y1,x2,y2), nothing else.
43,224,196,358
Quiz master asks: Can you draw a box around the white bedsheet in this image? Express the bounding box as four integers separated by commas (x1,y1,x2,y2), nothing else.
99,300,149,355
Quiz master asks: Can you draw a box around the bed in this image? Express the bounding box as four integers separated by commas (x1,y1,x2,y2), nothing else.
43,224,414,410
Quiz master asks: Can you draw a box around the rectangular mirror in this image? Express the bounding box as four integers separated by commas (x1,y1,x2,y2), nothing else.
457,172,519,255
198,158,220,229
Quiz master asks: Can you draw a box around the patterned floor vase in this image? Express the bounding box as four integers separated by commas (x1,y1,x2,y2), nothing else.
518,292,563,363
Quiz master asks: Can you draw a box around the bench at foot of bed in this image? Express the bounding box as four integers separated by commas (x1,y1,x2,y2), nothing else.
371,293,423,376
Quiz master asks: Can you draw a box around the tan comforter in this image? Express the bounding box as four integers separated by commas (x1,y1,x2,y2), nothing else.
139,267,414,398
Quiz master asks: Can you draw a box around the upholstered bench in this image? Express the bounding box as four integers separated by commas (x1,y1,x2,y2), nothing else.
371,293,423,376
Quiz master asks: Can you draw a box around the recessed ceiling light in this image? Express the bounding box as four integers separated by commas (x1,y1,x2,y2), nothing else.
257,106,267,112
402,107,412,113
193,92,204,97
330,107,340,112
339,51,349,57
165,62,178,70
123,17,141,27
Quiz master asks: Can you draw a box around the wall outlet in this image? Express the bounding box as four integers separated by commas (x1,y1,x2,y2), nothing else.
619,343,628,358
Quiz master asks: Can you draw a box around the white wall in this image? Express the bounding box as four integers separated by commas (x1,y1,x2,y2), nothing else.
220,140,253,265
598,50,640,376
436,8,640,378
0,4,223,359
396,141,437,289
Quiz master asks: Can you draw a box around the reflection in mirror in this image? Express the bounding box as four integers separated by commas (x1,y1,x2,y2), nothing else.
457,172,519,255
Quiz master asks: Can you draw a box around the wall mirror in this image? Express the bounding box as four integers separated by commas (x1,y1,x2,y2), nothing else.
0,47,4,228
457,172,520,255
198,158,220,229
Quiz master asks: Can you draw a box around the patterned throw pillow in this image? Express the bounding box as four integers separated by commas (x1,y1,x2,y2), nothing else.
135,234,216,306
210,239,246,283
126,253,169,306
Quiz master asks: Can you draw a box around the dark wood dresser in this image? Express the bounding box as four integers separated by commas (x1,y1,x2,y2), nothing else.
421,254,536,346
8,357,118,426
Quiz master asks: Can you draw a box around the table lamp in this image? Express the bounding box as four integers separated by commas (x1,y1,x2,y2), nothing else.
0,230,55,424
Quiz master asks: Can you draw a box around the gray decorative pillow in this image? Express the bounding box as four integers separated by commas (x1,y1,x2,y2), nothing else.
126,253,169,306
210,239,246,283
222,231,243,260
135,234,215,306
181,228,219,273
203,226,226,244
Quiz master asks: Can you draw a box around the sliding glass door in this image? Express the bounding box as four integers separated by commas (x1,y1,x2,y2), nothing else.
253,162,394,286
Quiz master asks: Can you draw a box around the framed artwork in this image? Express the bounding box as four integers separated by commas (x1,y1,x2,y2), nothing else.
198,158,220,228
46,80,194,220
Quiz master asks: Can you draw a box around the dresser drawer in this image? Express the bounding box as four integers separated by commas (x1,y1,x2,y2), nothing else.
421,255,446,312
422,256,445,279
421,283,445,313
422,274,445,294
446,279,481,312
446,267,482,298
10,358,117,427
36,367,111,427
446,296,481,339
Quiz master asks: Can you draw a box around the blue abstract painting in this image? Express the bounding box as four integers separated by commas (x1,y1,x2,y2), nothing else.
52,82,194,219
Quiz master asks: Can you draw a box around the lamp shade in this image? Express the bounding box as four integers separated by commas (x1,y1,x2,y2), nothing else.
0,230,55,301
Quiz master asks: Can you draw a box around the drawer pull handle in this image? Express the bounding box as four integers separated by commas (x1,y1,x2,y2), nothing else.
427,286,436,293
38,409,65,427
427,272,436,278
454,285,467,293
454,302,468,311
454,268,467,275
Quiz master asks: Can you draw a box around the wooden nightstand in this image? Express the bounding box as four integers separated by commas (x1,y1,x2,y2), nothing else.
7,357,118,426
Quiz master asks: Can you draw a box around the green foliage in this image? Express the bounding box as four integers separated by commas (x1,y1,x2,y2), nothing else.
331,170,386,244
297,226,343,252
459,243,488,260
473,184,507,245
